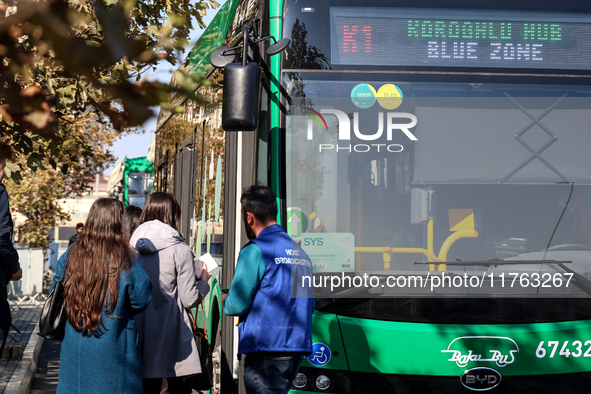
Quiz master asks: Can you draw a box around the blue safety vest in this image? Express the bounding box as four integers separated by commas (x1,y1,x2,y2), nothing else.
238,224,314,355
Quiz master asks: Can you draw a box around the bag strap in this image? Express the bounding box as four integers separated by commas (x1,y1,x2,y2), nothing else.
192,297,208,341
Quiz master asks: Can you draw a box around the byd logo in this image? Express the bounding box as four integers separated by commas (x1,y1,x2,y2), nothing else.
461,367,502,391
303,107,417,153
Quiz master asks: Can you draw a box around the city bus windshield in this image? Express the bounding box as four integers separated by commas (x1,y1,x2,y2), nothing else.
285,74,591,299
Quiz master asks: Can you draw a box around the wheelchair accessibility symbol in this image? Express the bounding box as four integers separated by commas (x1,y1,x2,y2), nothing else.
308,343,331,367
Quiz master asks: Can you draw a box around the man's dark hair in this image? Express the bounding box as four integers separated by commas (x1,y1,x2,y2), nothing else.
123,205,143,238
241,185,277,223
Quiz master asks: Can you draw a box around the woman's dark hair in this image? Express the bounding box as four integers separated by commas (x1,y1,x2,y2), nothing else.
63,198,133,337
240,185,277,223
138,192,181,231
123,205,143,238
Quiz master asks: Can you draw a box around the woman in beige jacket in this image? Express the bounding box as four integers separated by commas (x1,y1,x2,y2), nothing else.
131,192,210,394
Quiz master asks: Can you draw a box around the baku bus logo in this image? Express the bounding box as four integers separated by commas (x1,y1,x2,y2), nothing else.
441,336,519,368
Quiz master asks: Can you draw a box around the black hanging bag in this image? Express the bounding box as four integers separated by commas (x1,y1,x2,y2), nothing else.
183,301,214,390
38,278,67,340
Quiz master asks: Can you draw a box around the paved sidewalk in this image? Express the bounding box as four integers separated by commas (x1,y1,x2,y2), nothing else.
28,340,59,394
0,301,44,394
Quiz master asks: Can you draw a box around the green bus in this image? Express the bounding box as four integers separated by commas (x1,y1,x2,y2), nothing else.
107,155,154,208
154,0,591,392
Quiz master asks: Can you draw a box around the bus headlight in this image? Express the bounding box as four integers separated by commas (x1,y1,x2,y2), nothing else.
315,374,331,391
292,372,308,390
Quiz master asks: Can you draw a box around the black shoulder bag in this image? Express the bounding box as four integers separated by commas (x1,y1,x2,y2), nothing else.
38,271,67,341
183,300,214,390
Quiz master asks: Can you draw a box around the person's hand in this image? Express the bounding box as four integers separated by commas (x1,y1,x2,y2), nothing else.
221,293,228,304
10,268,22,281
199,269,212,282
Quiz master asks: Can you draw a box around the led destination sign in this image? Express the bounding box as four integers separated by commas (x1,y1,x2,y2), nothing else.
330,8,591,70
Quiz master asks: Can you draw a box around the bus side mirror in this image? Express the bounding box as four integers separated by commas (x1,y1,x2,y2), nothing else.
222,62,261,131
210,26,290,132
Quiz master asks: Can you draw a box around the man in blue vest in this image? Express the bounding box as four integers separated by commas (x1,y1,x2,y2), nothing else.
223,185,314,394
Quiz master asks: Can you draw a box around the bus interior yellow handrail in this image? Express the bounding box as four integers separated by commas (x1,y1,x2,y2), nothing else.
354,219,478,271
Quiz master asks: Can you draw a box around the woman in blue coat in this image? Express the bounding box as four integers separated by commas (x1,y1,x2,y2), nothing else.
51,198,152,394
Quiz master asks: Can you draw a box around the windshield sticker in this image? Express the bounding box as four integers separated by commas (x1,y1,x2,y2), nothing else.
287,207,310,240
301,233,355,272
308,342,332,366
377,84,404,109
350,83,377,109
295,160,308,173
442,336,520,367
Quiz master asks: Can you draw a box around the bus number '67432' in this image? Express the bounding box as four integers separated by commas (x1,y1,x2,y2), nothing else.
536,340,591,358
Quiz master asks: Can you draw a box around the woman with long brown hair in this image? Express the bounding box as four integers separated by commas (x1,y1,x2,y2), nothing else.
130,192,210,394
50,198,152,394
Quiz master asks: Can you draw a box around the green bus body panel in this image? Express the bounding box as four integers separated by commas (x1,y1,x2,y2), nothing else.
300,311,350,371
194,268,223,344
183,0,241,77
270,0,283,17
180,0,284,362
337,316,591,376
269,0,284,201
182,0,241,342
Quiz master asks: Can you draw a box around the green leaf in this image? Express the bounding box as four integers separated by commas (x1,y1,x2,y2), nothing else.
27,153,45,170
20,134,34,152
10,171,22,184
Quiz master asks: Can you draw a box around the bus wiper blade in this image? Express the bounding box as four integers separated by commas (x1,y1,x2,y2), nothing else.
414,258,572,267
416,259,591,295
315,286,370,309
316,285,369,299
